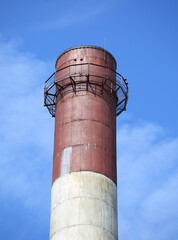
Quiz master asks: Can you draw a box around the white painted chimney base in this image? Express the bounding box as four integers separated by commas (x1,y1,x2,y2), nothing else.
50,171,118,240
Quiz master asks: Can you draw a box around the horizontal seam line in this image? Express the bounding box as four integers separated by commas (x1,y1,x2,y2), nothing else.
50,223,118,239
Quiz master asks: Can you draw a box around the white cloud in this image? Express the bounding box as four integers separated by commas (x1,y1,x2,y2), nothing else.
0,38,54,214
117,121,178,240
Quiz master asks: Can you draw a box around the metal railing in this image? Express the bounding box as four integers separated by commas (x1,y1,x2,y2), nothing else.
44,63,128,117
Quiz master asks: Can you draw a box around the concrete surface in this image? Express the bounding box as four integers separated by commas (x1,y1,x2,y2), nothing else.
50,171,118,240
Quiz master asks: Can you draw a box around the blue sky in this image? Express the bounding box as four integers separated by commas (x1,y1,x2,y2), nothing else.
0,0,178,239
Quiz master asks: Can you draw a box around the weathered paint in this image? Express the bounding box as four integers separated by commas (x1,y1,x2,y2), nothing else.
53,92,116,184
49,46,119,240
55,45,117,69
50,171,118,240
60,147,72,176
53,46,117,184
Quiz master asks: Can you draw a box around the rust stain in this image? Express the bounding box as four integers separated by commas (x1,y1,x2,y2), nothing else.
52,46,117,184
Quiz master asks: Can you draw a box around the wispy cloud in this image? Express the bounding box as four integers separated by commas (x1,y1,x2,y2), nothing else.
117,122,178,240
0,38,53,213
33,0,113,31
0,38,55,239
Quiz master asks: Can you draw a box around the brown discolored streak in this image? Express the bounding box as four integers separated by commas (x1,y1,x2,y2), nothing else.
52,46,117,184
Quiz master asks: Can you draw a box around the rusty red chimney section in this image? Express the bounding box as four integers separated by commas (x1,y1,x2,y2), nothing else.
44,45,128,240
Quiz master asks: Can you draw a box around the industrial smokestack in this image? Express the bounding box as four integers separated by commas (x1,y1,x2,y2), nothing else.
44,45,128,240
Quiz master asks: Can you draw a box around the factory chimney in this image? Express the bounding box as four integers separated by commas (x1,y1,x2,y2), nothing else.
44,45,128,240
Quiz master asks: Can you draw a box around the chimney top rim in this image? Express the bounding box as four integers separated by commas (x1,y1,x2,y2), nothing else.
55,45,117,68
